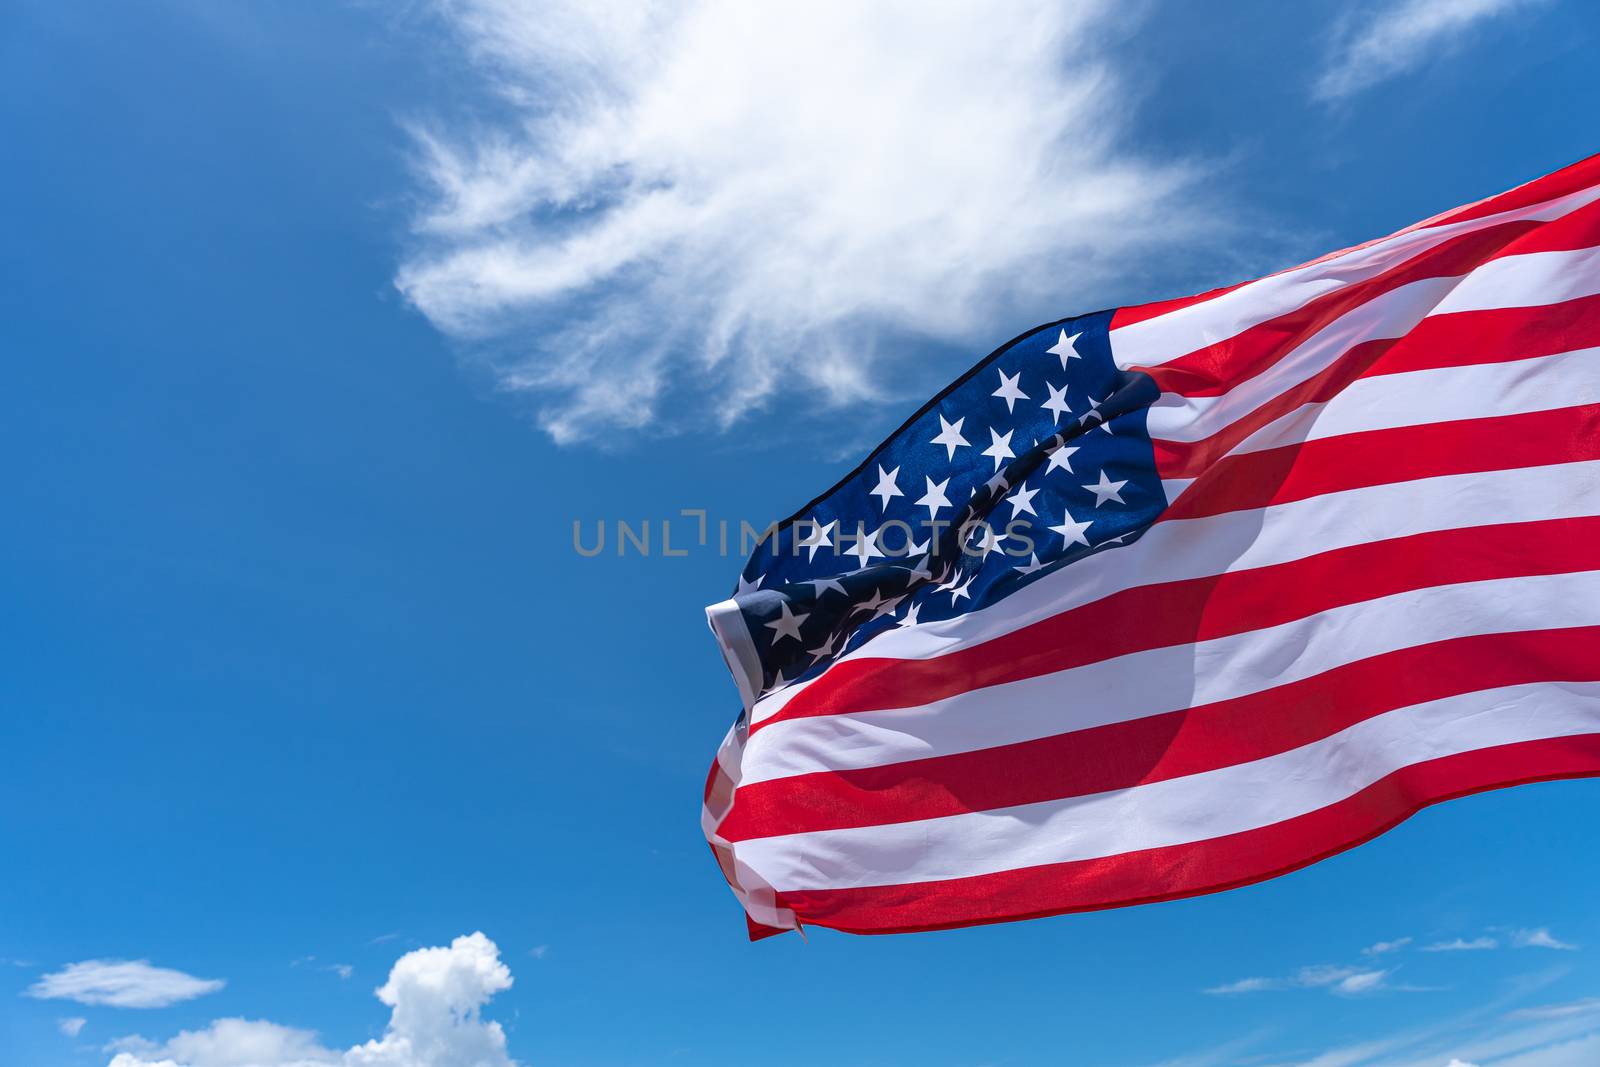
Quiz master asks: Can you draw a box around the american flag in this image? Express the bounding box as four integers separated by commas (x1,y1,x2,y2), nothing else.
702,153,1600,938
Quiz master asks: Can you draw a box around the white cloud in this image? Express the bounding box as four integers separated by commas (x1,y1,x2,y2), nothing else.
60,1017,88,1037
1245,989,1600,1067
1511,928,1578,952
107,1019,338,1067
397,0,1218,444
1425,937,1501,952
1509,999,1600,1022
1313,0,1545,102
1365,937,1415,956
105,933,519,1067
1205,964,1395,997
28,959,225,1009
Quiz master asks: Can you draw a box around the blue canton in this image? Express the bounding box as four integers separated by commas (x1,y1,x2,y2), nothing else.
711,311,1167,706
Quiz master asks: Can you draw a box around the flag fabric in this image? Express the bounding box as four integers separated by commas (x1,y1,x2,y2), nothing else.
701,153,1600,938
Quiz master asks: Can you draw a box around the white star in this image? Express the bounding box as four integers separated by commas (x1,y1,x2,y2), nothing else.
1079,395,1103,426
982,468,1010,497
902,553,935,583
944,574,975,603
1047,329,1082,369
1045,440,1080,475
872,595,905,620
734,573,764,597
930,414,969,460
1006,482,1040,519
1041,381,1071,422
1050,513,1094,546
992,369,1029,413
807,631,839,660
915,475,953,518
971,522,1006,557
869,465,903,510
982,427,1015,472
1083,470,1129,507
765,668,790,693
854,587,886,616
842,523,885,566
806,576,847,599
764,602,809,644
896,601,923,627
1015,553,1047,576
796,519,837,562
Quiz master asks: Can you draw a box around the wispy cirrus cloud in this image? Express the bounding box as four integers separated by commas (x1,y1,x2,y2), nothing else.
1205,963,1401,997
1509,998,1600,1022
27,959,224,1009
1189,979,1600,1067
397,0,1222,445
1313,0,1547,103
1511,928,1579,952
1422,928,1579,954
1427,937,1502,953
1364,937,1414,956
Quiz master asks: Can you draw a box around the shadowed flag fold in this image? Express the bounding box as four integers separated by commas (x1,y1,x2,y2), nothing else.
702,152,1600,938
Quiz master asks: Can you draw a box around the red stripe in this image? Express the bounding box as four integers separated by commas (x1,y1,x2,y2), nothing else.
1164,403,1600,522
755,514,1600,729
1111,280,1251,330
719,627,1600,841
1111,153,1600,335
1153,294,1600,480
1142,198,1600,397
769,734,1600,934
1422,151,1600,230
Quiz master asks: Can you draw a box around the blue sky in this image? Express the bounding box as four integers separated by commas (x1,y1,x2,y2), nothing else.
3,1,1599,1065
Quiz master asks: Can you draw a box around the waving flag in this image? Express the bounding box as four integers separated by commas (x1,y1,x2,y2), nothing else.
702,153,1600,938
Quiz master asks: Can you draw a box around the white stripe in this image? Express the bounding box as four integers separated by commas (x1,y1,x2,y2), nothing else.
1146,248,1600,445
1229,347,1600,457
740,681,1600,890
1109,182,1600,369
703,730,799,932
1145,274,1458,443
741,568,1600,785
748,458,1600,725
1431,245,1600,316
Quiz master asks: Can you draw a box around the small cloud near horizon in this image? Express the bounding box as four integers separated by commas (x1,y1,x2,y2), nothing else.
27,959,224,1009
105,932,520,1067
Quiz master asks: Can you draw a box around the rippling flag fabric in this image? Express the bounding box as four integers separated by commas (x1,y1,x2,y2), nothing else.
701,153,1600,938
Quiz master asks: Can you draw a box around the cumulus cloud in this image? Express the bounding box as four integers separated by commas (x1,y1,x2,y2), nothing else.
107,1019,339,1067
397,0,1218,444
105,933,518,1067
1313,0,1545,102
28,960,224,1009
